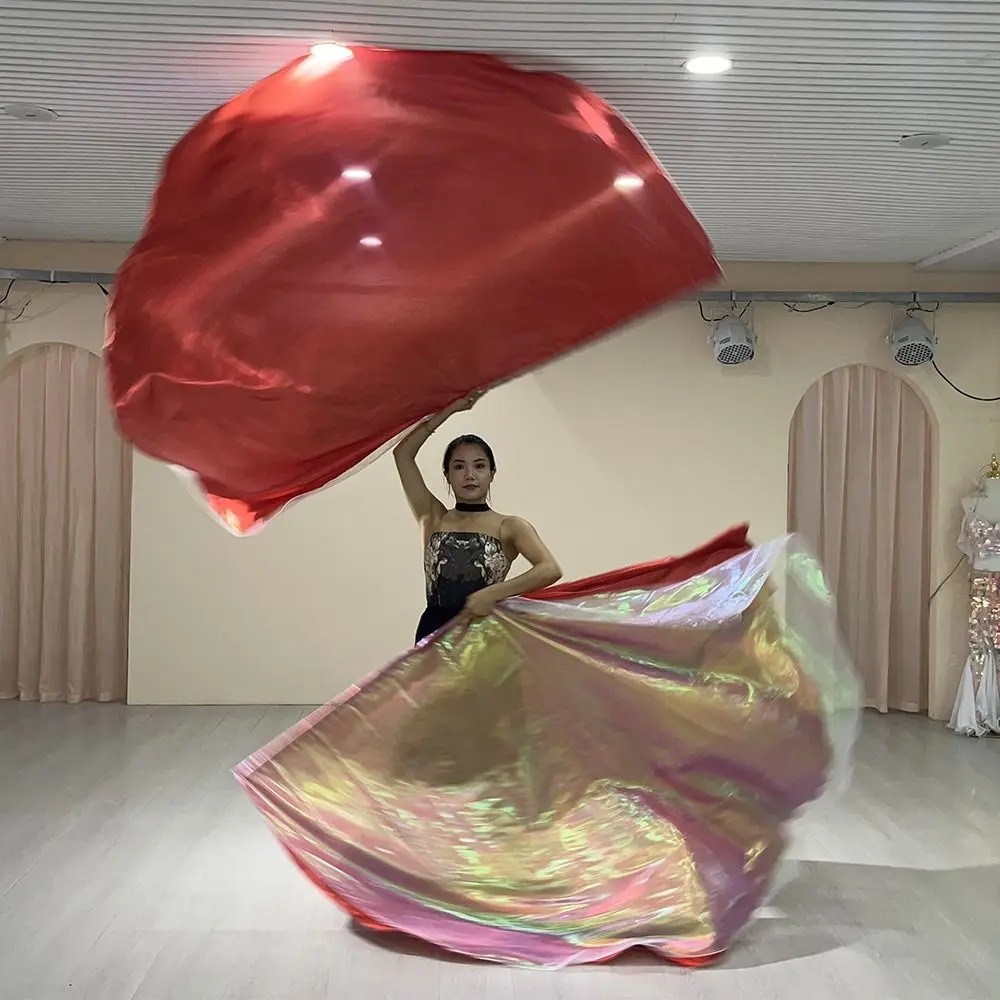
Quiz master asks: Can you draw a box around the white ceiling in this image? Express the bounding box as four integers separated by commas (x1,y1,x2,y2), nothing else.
2,0,1000,266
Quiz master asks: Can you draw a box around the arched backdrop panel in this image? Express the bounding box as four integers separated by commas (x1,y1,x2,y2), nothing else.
788,363,934,713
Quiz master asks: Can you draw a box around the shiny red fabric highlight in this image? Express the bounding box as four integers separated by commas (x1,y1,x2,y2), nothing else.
105,46,719,531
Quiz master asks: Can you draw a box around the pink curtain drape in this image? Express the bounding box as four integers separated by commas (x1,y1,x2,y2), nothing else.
788,364,933,714
0,343,131,703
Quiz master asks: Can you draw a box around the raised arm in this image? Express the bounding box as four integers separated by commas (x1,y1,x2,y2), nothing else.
393,392,482,523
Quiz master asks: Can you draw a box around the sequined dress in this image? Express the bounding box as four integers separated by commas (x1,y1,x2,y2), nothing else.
949,511,1000,736
415,531,512,643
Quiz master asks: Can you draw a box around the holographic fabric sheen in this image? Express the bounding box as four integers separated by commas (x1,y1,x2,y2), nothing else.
236,532,859,968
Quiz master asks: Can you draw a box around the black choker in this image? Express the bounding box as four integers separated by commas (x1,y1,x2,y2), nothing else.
455,502,490,513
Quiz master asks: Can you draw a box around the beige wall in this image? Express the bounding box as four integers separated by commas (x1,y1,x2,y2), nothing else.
3,240,999,716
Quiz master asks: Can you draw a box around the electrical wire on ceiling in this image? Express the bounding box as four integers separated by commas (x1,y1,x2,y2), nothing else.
782,300,835,313
0,277,97,326
906,300,1000,401
781,300,875,313
931,361,1000,401
0,278,29,322
6,299,29,323
698,300,750,323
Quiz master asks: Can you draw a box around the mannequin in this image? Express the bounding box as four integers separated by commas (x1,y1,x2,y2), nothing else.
949,454,1000,735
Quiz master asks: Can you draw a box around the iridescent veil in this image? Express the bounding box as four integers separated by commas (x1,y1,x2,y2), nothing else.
236,526,860,968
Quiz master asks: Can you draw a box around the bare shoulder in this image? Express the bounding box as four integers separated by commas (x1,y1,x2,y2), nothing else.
499,515,547,549
498,513,531,537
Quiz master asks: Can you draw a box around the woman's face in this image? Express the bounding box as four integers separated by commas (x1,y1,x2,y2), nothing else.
447,444,494,503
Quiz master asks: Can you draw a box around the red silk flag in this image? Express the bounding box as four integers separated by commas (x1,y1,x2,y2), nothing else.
106,44,719,532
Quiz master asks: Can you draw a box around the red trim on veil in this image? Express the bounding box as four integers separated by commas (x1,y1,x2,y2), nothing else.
527,523,752,601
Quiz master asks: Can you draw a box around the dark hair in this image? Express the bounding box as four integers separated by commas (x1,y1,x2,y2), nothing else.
443,434,497,475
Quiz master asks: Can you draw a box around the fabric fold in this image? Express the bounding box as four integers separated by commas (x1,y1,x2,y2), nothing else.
236,526,860,968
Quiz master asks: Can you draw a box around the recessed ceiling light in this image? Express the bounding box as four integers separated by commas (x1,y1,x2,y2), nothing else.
898,132,952,150
342,167,371,182
3,103,58,122
684,54,733,76
359,235,382,248
614,174,644,191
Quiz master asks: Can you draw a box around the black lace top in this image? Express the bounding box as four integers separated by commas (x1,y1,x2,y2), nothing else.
424,531,511,614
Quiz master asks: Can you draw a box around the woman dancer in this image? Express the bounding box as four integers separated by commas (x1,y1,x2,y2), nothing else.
393,392,562,642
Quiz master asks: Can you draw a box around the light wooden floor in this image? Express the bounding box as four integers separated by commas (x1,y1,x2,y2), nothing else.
1,704,997,1000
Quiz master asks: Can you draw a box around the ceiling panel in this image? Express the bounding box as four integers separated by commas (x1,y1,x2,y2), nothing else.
2,0,1000,263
